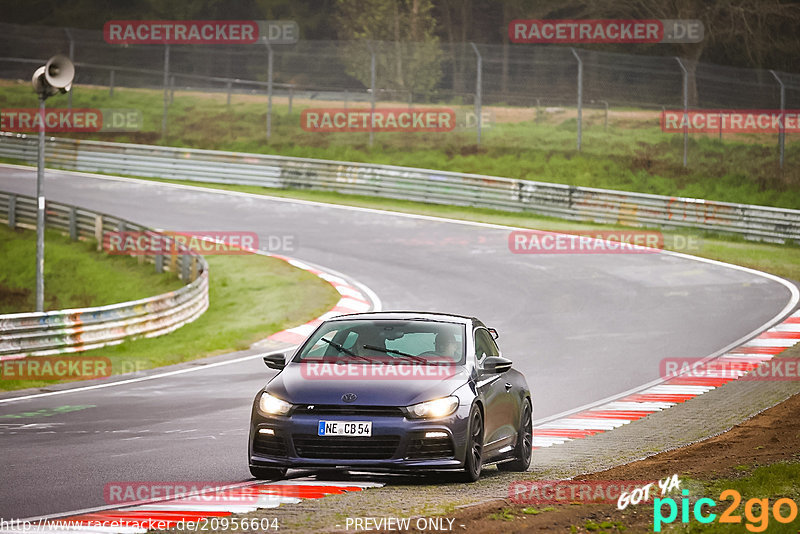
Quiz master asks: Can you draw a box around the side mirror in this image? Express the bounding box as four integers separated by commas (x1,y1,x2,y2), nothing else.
262,352,287,370
487,328,499,340
482,356,512,374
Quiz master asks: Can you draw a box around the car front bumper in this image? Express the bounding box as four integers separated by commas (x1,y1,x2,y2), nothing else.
249,403,472,471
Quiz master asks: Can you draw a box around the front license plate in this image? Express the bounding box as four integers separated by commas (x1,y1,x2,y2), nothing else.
317,420,372,437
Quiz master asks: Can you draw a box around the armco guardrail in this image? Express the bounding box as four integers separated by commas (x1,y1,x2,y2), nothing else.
1,132,799,243
0,190,209,360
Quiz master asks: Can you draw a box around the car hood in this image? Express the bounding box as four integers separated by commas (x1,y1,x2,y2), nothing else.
265,363,470,406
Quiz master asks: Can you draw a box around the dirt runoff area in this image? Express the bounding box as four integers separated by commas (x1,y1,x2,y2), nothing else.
451,391,800,533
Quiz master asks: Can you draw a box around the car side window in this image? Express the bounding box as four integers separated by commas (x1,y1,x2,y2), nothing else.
474,328,499,362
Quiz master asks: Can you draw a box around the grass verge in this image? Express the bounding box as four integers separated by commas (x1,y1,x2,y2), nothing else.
0,235,341,391
0,224,183,313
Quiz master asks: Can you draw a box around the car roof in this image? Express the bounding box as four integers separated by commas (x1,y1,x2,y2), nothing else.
329,311,479,326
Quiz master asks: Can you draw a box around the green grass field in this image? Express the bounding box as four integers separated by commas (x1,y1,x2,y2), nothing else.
0,224,183,313
674,463,800,532
0,226,341,391
1,80,798,208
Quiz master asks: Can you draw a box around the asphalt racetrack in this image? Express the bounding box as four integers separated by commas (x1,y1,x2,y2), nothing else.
0,164,795,519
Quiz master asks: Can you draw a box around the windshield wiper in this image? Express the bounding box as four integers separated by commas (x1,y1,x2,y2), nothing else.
320,338,375,362
362,345,428,364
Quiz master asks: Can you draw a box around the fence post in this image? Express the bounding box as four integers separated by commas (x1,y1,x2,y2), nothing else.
109,69,115,98
155,253,164,274
68,207,77,240
8,194,16,229
369,42,376,148
94,215,103,251
570,48,583,152
288,85,294,114
602,100,608,132
266,42,273,141
162,44,170,139
470,42,482,146
769,70,785,169
226,79,232,107
190,256,198,281
181,254,190,281
675,57,689,168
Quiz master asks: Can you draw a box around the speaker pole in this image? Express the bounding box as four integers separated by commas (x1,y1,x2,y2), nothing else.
31,54,74,312
36,94,46,312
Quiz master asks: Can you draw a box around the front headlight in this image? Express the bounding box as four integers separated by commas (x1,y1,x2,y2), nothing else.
406,396,459,419
258,392,293,416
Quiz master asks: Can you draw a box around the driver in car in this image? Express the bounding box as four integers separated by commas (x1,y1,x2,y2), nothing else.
430,332,460,361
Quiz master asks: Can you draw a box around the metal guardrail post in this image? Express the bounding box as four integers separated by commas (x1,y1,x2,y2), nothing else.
94,214,103,251
181,254,190,281
675,57,689,167
68,207,77,240
8,194,15,229
470,43,482,146
769,70,785,169
571,48,583,152
109,69,115,97
288,85,294,114
155,253,164,274
190,255,198,281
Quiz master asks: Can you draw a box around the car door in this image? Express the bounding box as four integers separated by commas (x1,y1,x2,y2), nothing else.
474,327,516,457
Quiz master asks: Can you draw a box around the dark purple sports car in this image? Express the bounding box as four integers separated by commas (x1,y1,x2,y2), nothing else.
248,311,532,482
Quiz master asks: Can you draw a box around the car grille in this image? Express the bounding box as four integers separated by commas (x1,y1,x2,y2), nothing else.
293,405,404,417
253,433,287,457
406,435,455,459
292,434,400,460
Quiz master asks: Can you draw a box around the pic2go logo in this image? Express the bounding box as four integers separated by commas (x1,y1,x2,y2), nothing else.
654,489,799,532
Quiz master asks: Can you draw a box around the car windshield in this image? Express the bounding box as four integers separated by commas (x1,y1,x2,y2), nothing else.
293,319,466,365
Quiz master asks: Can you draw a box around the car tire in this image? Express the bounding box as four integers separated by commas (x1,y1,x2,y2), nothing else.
458,405,484,482
497,399,532,472
249,465,287,480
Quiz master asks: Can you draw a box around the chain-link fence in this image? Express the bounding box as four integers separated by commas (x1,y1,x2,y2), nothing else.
1,22,798,166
